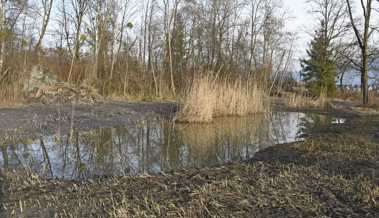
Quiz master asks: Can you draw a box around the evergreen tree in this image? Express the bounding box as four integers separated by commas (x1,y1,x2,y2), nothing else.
301,22,336,97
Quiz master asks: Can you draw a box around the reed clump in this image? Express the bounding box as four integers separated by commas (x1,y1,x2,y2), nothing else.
286,91,328,109
175,75,266,123
0,82,24,106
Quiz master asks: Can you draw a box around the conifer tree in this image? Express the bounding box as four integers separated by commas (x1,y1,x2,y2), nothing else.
301,22,336,97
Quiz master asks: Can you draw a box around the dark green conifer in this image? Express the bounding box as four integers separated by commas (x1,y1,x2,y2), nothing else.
301,21,336,97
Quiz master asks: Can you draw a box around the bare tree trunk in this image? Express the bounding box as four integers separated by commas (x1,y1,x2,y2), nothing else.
165,0,180,97
168,27,176,97
249,0,261,73
362,45,369,104
147,0,154,72
68,0,89,83
0,0,5,71
92,0,104,83
35,0,54,54
346,0,372,105
142,0,150,73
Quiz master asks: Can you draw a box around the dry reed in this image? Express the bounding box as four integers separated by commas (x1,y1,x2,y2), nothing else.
0,82,24,106
286,91,328,109
175,75,266,123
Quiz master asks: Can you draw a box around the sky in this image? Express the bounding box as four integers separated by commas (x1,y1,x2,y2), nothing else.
283,0,379,84
283,0,314,62
284,0,379,59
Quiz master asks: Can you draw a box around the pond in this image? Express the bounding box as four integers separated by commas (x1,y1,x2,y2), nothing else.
0,112,341,180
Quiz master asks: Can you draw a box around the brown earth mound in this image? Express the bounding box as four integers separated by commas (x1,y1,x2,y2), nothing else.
23,66,103,104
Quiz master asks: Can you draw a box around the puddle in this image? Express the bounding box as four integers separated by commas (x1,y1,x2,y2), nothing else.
332,118,346,124
0,112,343,180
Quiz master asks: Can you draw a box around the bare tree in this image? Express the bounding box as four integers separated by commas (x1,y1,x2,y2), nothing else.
308,0,349,43
0,0,5,72
163,0,181,97
248,0,264,73
0,0,300,100
345,0,375,105
62,0,89,82
0,0,26,72
35,0,54,53
307,0,350,92
67,0,90,82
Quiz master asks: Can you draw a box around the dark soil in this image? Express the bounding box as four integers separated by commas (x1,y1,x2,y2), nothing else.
0,101,378,218
0,101,177,139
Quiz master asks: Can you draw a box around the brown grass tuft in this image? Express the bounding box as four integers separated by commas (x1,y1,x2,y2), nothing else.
285,91,328,109
175,75,267,123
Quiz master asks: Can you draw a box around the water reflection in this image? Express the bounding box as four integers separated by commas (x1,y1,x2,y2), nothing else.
0,112,335,180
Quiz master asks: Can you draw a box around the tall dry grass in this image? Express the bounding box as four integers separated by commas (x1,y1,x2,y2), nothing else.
0,71,24,106
285,91,328,109
175,75,266,123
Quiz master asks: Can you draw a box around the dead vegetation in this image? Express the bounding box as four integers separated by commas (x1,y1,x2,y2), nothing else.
285,91,328,109
175,75,266,123
25,82,104,104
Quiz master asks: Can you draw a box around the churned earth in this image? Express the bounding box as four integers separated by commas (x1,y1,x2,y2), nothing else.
0,101,177,139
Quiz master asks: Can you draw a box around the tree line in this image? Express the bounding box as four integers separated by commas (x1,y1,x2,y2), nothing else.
0,0,295,98
0,0,378,104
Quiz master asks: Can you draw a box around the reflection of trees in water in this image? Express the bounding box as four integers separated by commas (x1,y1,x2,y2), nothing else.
1,145,8,169
0,116,269,178
0,137,40,174
268,112,304,144
297,114,331,137
175,115,271,167
0,112,321,179
40,137,53,178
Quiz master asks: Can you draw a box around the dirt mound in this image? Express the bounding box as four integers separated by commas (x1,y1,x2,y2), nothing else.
23,66,103,104
29,82,103,104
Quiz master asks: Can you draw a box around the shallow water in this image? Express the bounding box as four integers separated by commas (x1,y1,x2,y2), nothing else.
0,112,340,180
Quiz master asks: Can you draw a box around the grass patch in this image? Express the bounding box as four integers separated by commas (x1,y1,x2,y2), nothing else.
175,75,266,123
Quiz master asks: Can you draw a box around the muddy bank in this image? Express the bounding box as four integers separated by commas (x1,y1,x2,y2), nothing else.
0,115,378,217
1,136,377,218
0,101,177,139
273,97,379,118
0,97,376,141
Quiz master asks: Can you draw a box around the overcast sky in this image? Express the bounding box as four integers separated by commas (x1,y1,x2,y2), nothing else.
283,0,379,82
283,0,314,61
284,0,379,61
